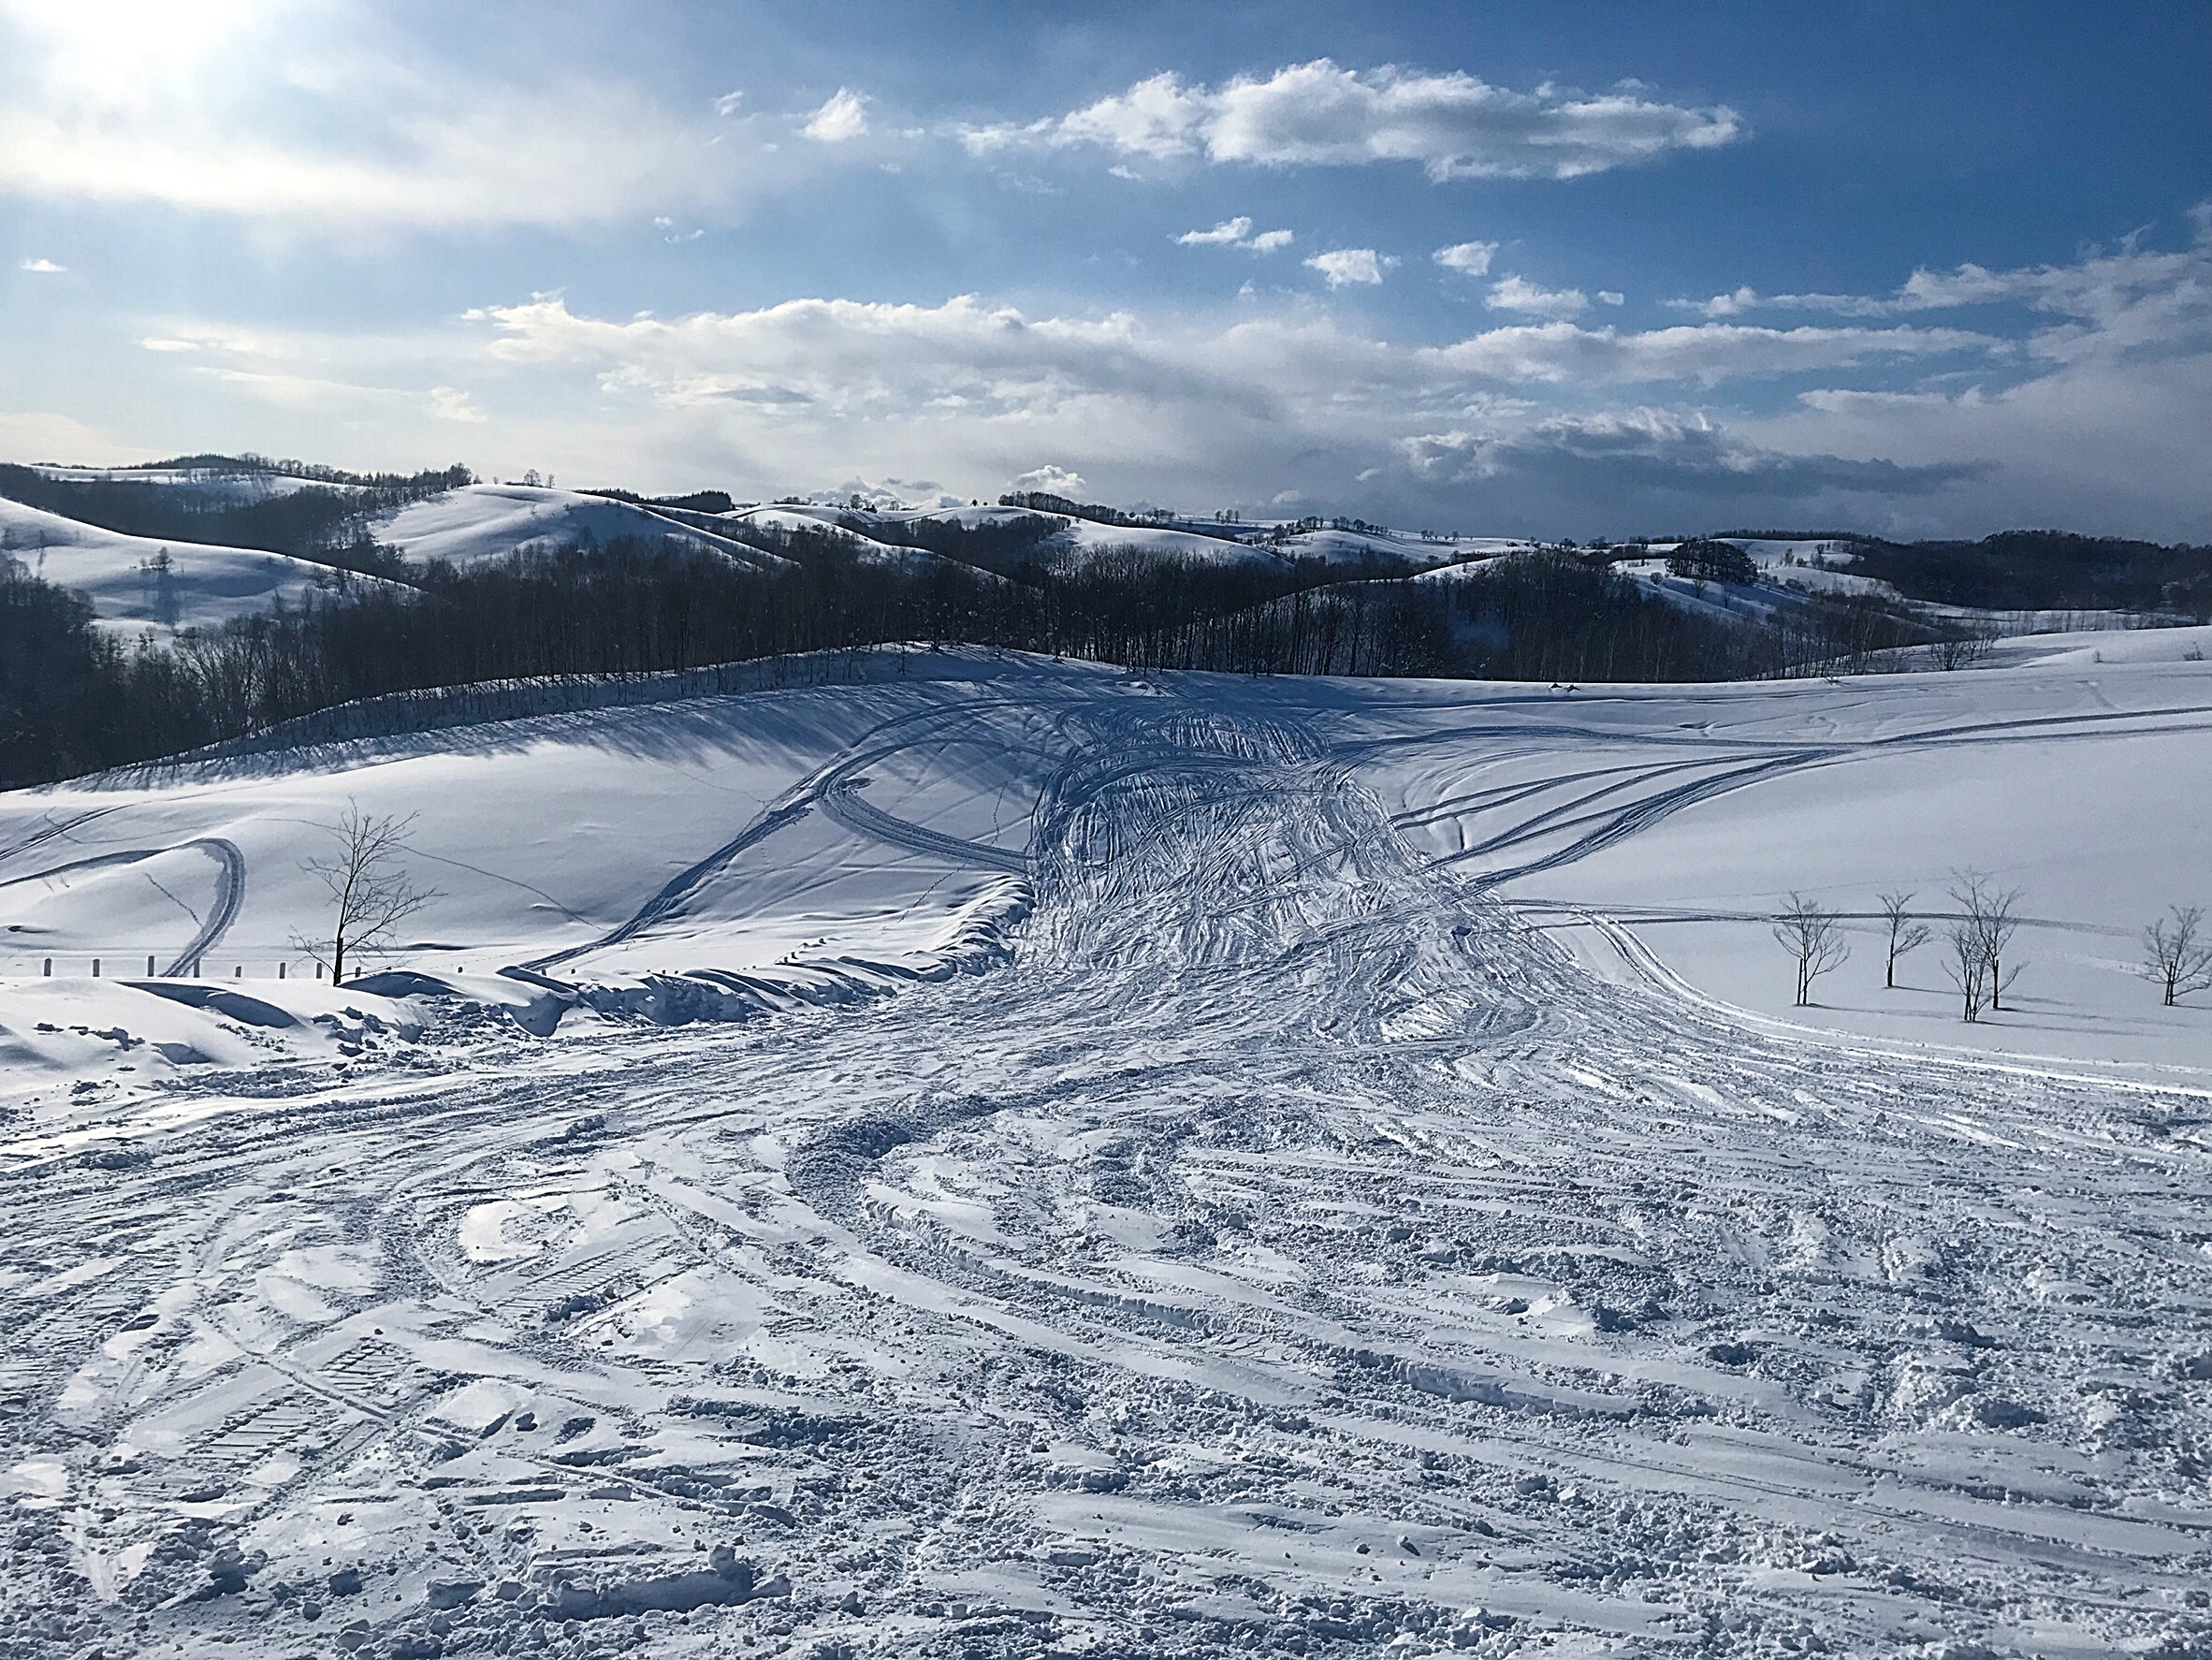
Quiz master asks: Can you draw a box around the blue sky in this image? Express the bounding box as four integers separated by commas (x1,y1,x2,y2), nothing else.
3,0,2208,536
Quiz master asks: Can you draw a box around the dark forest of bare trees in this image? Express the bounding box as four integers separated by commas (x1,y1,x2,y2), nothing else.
0,521,1951,789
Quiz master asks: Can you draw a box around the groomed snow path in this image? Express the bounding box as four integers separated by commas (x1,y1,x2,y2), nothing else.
5,683,2211,1660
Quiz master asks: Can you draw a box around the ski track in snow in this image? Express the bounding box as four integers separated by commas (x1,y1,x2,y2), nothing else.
3,668,2210,1660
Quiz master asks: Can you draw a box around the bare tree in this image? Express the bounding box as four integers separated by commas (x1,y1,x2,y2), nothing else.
1941,912,1987,1021
1929,624,1997,671
1772,892,1850,1006
1876,889,1931,988
2141,906,2212,1006
292,801,440,985
1943,870,2026,1020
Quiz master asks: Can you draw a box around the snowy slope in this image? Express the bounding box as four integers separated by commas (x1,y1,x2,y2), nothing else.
719,505,995,579
2,648,2210,1660
0,497,399,637
375,485,785,572
1626,542,1902,602
1349,631,2212,1071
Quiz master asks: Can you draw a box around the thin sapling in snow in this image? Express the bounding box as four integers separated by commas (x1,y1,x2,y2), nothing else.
1772,892,1849,1007
1943,870,2025,1020
292,799,440,985
2140,905,2212,1006
1877,889,1930,988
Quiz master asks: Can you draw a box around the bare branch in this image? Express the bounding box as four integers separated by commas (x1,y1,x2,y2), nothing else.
292,799,441,984
2141,905,2212,1007
1876,888,1930,989
1772,891,1849,1007
1943,869,2027,1020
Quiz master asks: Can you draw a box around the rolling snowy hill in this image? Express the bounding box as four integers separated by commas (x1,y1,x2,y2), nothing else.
372,484,791,573
1,642,2208,1659
0,496,399,637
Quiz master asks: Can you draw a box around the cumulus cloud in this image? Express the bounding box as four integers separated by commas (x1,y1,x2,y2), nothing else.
1433,240,1497,276
1178,216,1293,253
1011,464,1086,495
457,291,2007,518
961,59,1740,181
1177,216,1253,245
1485,275,1588,319
802,88,870,143
1306,248,1392,287
429,385,486,423
93,217,2209,538
19,256,63,272
139,213,2173,537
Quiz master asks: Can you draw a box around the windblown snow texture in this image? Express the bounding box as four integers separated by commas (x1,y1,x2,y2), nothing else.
1,645,2209,1660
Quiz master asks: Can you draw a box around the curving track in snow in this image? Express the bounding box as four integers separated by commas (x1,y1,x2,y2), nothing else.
0,836,245,974
2,686,2208,1660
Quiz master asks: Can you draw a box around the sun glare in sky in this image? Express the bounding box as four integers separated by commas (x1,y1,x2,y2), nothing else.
6,0,270,74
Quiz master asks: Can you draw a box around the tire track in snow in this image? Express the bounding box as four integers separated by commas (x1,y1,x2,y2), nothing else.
0,836,244,972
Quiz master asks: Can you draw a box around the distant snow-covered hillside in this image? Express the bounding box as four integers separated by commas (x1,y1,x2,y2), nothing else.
372,484,789,572
0,496,397,637
30,464,368,506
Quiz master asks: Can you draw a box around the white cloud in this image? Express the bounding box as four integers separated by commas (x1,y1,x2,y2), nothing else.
1436,319,1994,386
1667,245,2199,322
1596,291,1624,306
1306,248,1391,287
962,59,1740,181
1011,464,1086,495
429,385,486,423
1178,216,1294,253
19,256,64,272
1486,275,1588,319
0,6,790,232
1433,240,1497,276
1397,409,1984,499
0,81,747,229
802,88,870,144
139,337,197,352
464,294,2000,431
1177,216,1253,246
111,221,2203,539
713,90,745,117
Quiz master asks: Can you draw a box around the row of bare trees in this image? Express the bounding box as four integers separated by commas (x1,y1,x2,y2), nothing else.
1775,881,2211,1020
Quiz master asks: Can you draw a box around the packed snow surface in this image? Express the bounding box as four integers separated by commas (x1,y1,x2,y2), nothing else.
2,643,2210,1660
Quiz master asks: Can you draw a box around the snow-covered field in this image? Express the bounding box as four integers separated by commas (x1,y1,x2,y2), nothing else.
2,644,2209,1660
